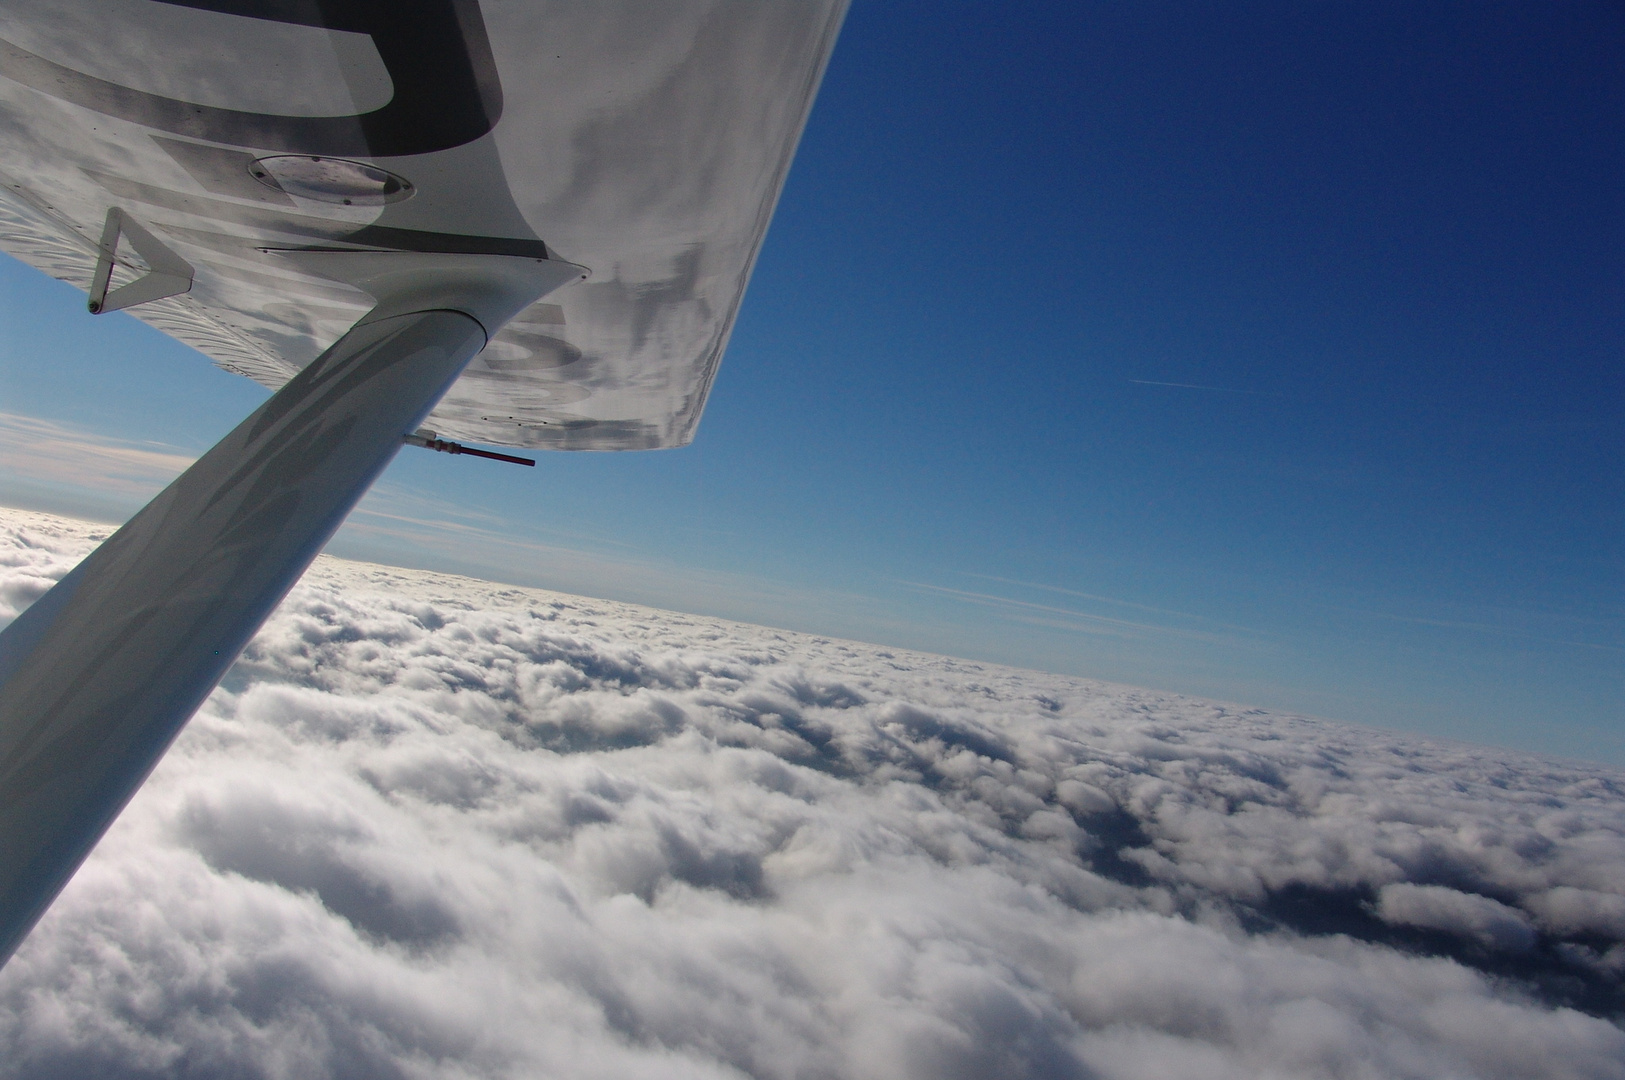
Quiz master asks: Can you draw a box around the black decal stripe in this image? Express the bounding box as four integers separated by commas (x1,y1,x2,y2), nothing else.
0,38,368,154
86,169,552,259
337,227,550,260
0,0,500,158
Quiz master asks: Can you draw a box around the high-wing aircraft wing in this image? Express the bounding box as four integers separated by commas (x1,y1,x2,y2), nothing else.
0,0,847,966
0,0,845,450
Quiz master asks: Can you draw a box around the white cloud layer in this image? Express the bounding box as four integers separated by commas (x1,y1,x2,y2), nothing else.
0,507,1621,1080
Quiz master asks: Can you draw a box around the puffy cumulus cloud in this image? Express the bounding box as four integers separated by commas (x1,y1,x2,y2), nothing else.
0,508,111,622
1376,884,1537,952
0,507,1622,1080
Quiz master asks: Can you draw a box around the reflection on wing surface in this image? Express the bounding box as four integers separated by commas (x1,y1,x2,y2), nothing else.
0,0,848,450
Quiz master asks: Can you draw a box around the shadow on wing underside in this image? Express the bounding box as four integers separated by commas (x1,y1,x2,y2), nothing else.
0,0,852,450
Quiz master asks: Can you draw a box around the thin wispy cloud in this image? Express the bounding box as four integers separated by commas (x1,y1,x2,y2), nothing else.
1343,605,1624,654
336,498,913,647
899,579,1259,648
351,489,644,553
961,572,1262,634
1127,379,1264,394
0,412,923,655
0,412,193,502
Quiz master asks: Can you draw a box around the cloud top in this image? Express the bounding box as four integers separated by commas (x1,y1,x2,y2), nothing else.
0,507,1621,1079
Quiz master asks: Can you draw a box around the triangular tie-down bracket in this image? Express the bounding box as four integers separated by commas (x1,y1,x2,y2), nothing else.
87,207,194,314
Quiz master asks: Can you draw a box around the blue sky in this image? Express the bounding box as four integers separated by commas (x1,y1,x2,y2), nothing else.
1,0,1621,762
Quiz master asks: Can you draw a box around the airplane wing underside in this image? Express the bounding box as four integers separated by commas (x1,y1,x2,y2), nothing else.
0,0,847,450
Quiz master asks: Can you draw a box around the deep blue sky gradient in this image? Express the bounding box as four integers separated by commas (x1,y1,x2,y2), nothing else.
2,1,1621,759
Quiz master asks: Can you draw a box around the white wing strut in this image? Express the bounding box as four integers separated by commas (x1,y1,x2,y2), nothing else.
0,252,582,965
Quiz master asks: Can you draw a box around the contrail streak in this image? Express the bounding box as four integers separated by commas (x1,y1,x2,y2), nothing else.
1128,379,1260,394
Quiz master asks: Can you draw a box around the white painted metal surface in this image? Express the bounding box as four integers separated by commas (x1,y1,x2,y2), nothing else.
0,0,849,450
